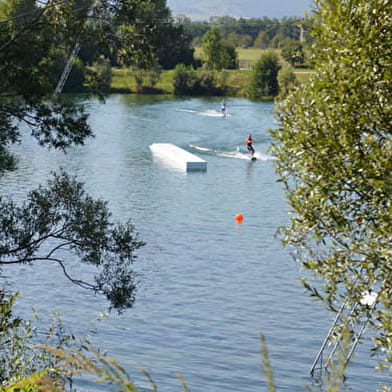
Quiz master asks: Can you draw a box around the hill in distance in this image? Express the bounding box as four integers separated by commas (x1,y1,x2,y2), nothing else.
167,0,312,20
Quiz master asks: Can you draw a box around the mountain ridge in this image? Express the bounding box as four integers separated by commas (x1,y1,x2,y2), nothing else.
167,0,312,20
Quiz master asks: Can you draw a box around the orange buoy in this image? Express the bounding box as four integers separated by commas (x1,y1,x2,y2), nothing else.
235,213,243,223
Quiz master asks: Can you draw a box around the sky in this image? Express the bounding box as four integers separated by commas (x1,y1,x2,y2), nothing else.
167,0,313,20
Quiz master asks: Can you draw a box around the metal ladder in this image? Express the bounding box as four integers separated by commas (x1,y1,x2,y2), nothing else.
310,295,374,381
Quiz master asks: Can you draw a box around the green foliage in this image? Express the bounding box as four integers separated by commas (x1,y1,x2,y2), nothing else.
132,69,146,93
62,57,86,93
0,0,177,96
182,16,305,49
173,65,224,96
271,0,392,370
221,41,238,70
0,0,150,311
225,32,253,48
114,0,195,71
111,66,264,97
0,291,21,334
277,65,298,98
145,65,163,89
0,0,105,164
0,0,65,96
202,27,223,70
247,50,281,99
202,27,238,70
0,170,144,311
85,56,113,99
281,40,305,67
0,290,75,386
173,64,195,94
115,0,167,70
0,98,92,160
131,65,162,93
1,370,60,392
254,31,269,48
155,23,195,69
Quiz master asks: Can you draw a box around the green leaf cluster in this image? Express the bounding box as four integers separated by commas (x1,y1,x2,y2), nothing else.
271,0,391,369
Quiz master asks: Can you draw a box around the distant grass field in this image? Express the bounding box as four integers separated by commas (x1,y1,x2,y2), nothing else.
195,47,279,69
237,47,282,68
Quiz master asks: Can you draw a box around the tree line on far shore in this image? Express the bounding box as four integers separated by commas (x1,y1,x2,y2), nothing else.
178,15,310,50
0,0,309,100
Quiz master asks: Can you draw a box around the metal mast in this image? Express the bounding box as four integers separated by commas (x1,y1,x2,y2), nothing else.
52,1,95,99
52,41,81,99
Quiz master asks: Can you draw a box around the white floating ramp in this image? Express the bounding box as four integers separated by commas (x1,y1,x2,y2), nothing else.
150,143,207,172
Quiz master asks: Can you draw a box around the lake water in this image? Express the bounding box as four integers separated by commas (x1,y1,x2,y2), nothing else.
0,95,388,391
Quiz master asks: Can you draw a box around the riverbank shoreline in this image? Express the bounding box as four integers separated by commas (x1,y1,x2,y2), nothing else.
110,68,313,97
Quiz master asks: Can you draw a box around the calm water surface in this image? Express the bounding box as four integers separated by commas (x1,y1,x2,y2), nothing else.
0,96,388,391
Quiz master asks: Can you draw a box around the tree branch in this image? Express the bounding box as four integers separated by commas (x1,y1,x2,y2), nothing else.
55,259,96,290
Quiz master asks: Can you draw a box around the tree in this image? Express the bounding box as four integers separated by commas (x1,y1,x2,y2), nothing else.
155,23,195,70
116,0,169,69
281,40,305,67
0,170,145,310
247,50,281,99
201,26,237,70
220,40,238,70
271,0,391,370
202,27,223,70
226,32,252,48
0,0,157,311
254,31,269,48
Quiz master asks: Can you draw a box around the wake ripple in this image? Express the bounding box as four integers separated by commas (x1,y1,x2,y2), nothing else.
189,144,277,161
176,108,231,117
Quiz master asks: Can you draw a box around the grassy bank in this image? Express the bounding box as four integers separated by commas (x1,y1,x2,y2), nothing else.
111,68,175,94
194,47,279,69
111,67,313,96
111,68,254,96
111,46,314,95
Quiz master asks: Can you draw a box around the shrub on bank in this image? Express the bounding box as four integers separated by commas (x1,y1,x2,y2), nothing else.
173,64,224,96
247,50,281,99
